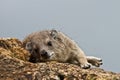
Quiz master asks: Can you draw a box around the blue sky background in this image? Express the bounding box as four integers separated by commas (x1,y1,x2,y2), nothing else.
0,0,120,72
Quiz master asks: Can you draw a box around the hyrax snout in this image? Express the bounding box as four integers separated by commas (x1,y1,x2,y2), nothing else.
23,29,102,69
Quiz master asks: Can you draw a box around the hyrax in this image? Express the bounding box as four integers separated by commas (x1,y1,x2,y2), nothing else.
23,29,102,69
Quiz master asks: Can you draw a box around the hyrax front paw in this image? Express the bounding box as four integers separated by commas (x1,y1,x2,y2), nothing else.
80,62,91,69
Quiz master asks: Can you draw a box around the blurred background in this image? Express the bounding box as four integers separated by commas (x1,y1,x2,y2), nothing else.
0,0,120,72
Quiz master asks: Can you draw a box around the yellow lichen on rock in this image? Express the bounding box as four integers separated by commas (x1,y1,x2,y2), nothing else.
0,38,30,61
0,38,120,80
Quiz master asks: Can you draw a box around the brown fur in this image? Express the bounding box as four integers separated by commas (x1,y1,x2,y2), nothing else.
23,30,102,69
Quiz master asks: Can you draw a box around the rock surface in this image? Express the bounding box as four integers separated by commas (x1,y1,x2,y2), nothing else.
0,38,120,80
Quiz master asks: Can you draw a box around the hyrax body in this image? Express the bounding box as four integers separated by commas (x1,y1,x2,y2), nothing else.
23,30,102,69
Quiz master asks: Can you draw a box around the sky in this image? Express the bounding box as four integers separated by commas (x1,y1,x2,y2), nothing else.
0,0,120,72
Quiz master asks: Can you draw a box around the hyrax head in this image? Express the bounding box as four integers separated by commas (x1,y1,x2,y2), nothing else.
23,30,65,63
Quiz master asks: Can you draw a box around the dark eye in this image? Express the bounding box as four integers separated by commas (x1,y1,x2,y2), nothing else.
47,41,52,46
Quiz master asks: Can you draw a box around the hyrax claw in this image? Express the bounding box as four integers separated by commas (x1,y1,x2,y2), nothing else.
81,63,91,69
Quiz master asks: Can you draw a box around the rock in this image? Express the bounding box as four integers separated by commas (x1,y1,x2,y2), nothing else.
0,38,120,80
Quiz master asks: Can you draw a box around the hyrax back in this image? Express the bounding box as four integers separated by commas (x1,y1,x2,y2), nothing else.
23,30,102,69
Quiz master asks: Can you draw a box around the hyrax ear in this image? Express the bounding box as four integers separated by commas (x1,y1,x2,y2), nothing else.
50,29,58,39
25,42,33,51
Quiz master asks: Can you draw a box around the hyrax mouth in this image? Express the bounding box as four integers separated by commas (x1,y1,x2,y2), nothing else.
40,50,54,59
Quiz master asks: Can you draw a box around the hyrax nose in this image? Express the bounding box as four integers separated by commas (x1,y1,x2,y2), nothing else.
41,50,48,56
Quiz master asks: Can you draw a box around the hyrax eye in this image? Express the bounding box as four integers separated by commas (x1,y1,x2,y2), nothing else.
47,41,52,46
